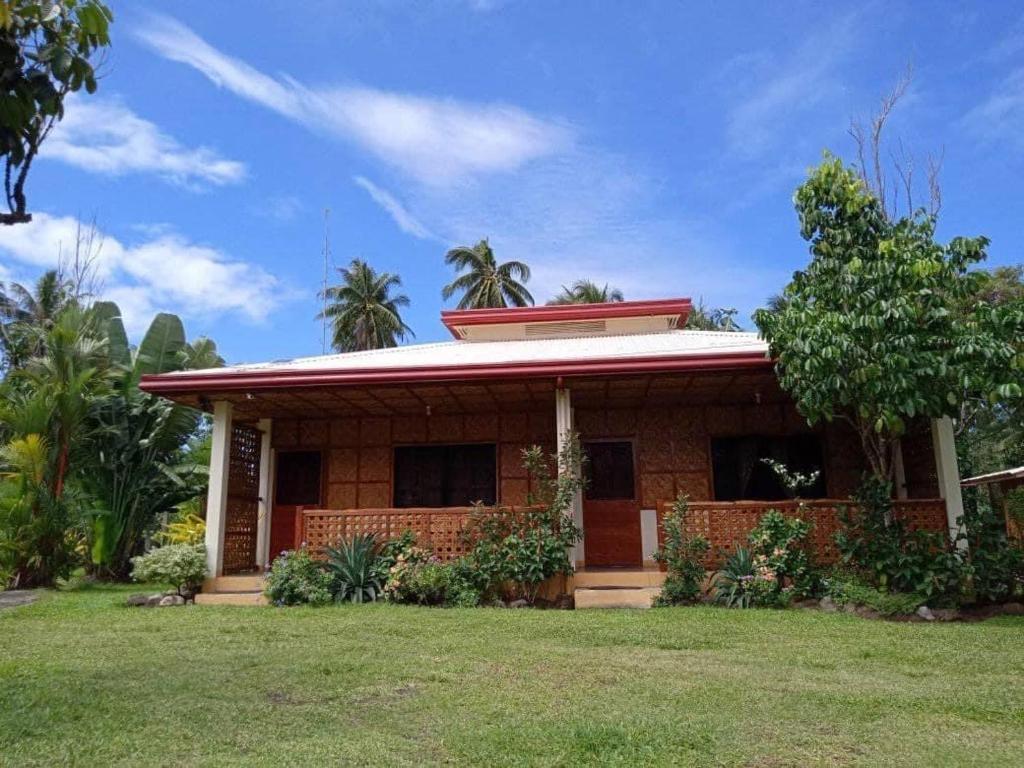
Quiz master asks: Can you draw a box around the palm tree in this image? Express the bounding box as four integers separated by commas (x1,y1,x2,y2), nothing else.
0,270,72,370
441,238,534,309
548,279,624,305
319,259,413,352
686,298,742,331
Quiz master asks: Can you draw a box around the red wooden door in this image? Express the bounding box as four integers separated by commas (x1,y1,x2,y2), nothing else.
582,441,641,567
270,451,322,562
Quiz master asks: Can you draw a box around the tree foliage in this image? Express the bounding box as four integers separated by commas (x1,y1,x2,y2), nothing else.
0,0,113,225
754,156,1024,483
547,279,623,305
442,238,533,309
318,259,413,352
686,298,741,331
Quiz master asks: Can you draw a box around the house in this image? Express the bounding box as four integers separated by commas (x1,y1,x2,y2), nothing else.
139,298,963,604
962,466,1024,544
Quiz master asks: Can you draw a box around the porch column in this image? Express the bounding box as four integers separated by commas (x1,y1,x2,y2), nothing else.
204,400,233,577
555,386,584,568
893,439,908,500
931,416,967,552
255,418,274,569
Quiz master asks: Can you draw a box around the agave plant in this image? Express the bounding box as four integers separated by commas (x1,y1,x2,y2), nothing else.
712,547,757,608
325,534,382,603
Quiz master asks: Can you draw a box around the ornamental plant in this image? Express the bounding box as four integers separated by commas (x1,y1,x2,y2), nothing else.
748,509,817,599
754,155,1024,489
653,494,710,605
461,435,584,604
265,548,334,606
130,543,206,597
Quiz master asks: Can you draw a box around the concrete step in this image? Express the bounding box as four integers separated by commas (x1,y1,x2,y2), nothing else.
195,591,269,606
574,587,661,609
203,574,265,593
573,570,666,589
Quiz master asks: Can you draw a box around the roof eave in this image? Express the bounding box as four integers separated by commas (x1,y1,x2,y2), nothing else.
139,350,772,396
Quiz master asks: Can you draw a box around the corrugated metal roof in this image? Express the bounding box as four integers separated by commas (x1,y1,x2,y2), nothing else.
162,330,768,378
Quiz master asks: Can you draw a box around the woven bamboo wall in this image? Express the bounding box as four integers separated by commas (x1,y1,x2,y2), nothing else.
272,411,555,509
223,423,261,574
656,498,949,567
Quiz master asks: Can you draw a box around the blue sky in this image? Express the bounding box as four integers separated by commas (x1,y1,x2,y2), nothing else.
1,1,1022,364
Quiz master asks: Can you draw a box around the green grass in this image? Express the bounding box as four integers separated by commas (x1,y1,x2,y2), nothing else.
1,585,1023,767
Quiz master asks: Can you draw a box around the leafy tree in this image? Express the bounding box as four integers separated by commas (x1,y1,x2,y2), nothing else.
0,306,108,586
441,238,533,309
83,303,217,579
686,298,741,331
0,1,113,225
318,259,413,352
0,269,72,370
547,279,623,305
754,156,1024,486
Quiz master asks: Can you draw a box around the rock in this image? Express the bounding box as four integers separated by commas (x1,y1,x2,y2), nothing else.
146,594,165,607
932,608,959,622
843,603,858,614
793,598,818,610
916,605,935,621
127,593,151,607
158,595,185,607
854,606,882,620
508,599,529,609
819,596,837,613
1001,602,1024,616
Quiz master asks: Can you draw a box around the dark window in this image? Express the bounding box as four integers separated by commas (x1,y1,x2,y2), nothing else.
711,435,826,501
393,444,496,508
584,441,636,500
275,451,322,506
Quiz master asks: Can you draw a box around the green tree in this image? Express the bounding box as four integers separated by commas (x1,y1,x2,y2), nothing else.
0,305,108,586
83,303,217,579
754,156,1024,485
687,298,741,331
442,238,533,309
0,1,113,225
319,259,413,352
0,269,72,370
547,279,624,305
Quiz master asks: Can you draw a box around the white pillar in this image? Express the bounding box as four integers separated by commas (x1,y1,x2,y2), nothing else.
204,401,233,577
556,387,584,568
893,439,908,500
255,418,274,569
931,416,967,552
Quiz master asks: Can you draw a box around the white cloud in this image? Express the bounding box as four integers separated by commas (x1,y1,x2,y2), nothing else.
719,14,859,158
134,14,570,184
44,95,246,187
0,214,285,335
256,195,303,223
353,176,435,240
961,67,1024,149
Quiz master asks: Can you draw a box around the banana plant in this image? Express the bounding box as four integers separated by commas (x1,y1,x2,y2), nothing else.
84,303,220,579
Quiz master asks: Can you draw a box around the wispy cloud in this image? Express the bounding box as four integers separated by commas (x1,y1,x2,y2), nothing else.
353,176,436,240
719,14,860,158
961,67,1024,150
0,214,287,335
44,95,246,187
135,14,570,185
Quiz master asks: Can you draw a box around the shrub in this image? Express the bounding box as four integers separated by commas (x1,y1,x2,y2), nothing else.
748,508,819,599
462,437,584,604
324,533,381,603
155,510,205,546
836,477,963,604
130,543,206,596
653,495,709,606
265,548,334,606
383,556,480,607
371,530,419,586
823,573,924,615
959,501,1024,604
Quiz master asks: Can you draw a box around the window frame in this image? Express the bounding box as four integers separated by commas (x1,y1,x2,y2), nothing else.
391,441,499,509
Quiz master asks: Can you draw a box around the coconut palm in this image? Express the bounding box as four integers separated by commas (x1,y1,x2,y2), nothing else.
0,270,73,370
319,259,413,352
441,238,533,309
548,279,624,305
686,298,742,331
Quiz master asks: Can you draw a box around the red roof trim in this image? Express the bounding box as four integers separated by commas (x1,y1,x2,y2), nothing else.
440,298,692,338
139,350,770,396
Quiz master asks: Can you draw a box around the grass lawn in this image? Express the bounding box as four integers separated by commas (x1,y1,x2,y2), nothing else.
1,585,1023,767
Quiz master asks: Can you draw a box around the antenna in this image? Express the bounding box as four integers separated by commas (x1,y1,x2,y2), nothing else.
321,207,331,354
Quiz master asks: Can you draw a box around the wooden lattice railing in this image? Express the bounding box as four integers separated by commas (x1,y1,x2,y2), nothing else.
656,498,949,566
299,506,542,562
